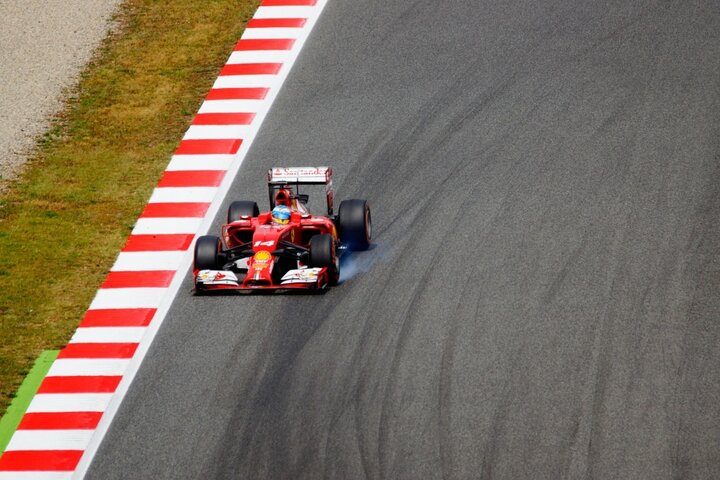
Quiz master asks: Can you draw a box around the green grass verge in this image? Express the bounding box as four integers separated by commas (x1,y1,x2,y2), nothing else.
0,0,260,416
0,350,58,453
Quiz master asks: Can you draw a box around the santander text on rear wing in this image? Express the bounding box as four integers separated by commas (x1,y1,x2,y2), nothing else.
267,166,332,184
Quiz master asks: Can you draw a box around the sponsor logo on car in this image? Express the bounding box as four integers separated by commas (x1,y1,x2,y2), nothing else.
252,251,272,270
196,270,239,286
254,251,271,261
280,268,322,284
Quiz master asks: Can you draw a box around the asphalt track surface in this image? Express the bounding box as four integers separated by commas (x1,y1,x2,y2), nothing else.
88,1,720,479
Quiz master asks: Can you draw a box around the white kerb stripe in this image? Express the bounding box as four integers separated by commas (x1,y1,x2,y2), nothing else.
112,251,186,272
89,288,167,310
198,99,266,114
166,155,234,171
70,327,146,344
148,186,218,203
214,75,282,89
47,359,130,377
0,474,72,480
183,125,251,140
242,28,304,39
132,217,202,235
227,50,290,64
254,6,317,18
26,393,113,413
5,430,94,451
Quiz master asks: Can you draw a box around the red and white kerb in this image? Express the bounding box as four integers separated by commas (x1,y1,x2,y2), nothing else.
0,0,328,478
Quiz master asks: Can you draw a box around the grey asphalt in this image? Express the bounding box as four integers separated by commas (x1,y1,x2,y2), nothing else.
87,1,720,479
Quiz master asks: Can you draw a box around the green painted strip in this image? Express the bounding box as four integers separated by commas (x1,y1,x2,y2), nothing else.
0,350,59,453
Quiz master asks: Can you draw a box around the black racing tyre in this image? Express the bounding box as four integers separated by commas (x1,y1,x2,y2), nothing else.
309,234,339,285
337,199,372,251
309,234,334,268
227,201,259,223
194,235,222,270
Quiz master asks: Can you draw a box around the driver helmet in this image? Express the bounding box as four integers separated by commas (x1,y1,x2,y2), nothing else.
271,205,292,225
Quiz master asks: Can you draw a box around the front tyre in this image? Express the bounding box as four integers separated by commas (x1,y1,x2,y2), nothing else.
309,233,339,285
194,235,222,271
338,199,372,251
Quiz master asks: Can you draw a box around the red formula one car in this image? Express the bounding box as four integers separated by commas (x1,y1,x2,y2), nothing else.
193,167,371,293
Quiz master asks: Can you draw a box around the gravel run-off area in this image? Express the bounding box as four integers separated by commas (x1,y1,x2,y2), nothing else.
0,0,123,189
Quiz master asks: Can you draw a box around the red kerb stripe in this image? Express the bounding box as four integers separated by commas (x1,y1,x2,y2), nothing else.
247,18,307,28
123,234,195,252
220,63,282,76
81,308,156,327
176,139,242,155
206,88,268,100
261,0,317,5
101,270,175,289
18,412,103,430
58,343,138,359
0,450,83,471
192,113,256,126
38,376,122,394
234,39,295,51
158,170,226,187
141,202,210,217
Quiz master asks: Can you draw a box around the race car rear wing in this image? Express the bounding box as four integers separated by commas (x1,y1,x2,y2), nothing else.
267,166,332,184
267,167,334,215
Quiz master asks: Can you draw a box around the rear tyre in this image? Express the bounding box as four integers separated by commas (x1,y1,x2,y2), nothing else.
194,235,222,270
338,199,372,251
309,234,339,285
227,201,259,223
